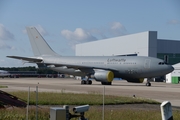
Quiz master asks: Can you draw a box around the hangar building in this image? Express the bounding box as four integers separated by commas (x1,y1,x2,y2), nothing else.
76,31,180,65
76,31,180,83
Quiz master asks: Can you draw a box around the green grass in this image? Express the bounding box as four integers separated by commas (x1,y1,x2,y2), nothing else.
0,85,8,88
1,91,179,120
9,91,159,105
0,107,49,120
0,107,180,120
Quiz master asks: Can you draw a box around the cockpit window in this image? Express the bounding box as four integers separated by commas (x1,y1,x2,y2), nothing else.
159,62,167,65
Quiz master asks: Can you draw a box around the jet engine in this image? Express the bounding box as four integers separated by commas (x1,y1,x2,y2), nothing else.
126,78,144,83
92,70,114,83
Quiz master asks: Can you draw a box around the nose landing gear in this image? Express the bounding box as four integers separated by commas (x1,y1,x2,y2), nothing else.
146,82,151,86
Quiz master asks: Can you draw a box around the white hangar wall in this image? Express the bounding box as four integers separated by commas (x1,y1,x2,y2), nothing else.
76,31,157,57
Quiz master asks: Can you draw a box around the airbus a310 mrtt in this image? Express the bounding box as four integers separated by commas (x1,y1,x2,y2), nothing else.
7,27,174,86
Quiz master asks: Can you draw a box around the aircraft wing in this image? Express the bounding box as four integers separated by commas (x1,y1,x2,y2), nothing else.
7,56,43,63
7,56,118,72
45,62,118,72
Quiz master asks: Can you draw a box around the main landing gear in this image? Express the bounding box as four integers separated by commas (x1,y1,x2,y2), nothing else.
80,75,112,85
81,80,92,85
81,75,92,85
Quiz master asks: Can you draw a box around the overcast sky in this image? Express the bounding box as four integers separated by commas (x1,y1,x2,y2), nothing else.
0,0,180,67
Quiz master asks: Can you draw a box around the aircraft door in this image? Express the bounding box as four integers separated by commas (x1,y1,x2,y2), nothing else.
144,59,150,69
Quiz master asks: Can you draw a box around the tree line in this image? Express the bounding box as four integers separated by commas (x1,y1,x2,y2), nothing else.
0,66,58,74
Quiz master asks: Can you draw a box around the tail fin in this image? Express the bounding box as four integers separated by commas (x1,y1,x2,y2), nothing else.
26,27,58,56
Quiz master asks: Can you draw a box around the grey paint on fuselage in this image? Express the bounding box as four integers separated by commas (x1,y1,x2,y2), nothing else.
42,55,173,79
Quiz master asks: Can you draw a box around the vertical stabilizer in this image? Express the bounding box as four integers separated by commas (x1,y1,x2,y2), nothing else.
26,27,58,56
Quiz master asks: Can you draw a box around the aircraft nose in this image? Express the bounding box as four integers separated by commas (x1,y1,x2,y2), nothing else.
168,65,174,72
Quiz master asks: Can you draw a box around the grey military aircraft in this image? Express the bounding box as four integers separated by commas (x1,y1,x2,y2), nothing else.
7,27,174,86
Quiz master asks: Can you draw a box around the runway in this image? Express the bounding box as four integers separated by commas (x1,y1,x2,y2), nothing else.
0,77,180,107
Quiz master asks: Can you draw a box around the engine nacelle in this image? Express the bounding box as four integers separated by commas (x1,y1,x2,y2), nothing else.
92,70,114,82
126,78,144,83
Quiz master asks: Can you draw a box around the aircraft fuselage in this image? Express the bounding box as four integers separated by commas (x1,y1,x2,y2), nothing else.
41,55,174,79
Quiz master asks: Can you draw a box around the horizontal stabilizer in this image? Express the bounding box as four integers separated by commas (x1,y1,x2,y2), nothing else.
7,56,43,63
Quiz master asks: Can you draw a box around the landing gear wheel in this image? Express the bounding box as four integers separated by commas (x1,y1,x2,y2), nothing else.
87,80,92,85
81,80,86,84
81,80,92,85
101,82,112,85
146,82,151,86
